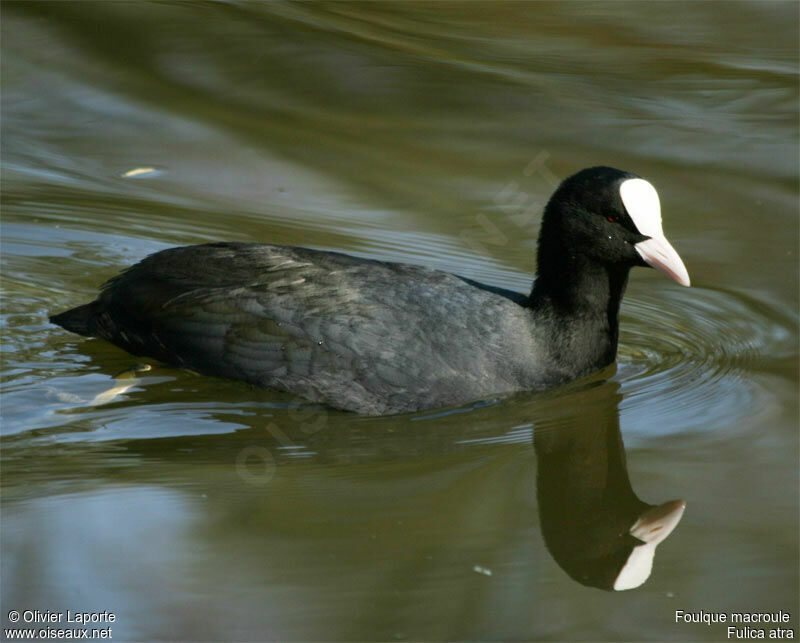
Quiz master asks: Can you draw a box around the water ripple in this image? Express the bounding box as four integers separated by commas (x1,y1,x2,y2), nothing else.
616,286,796,437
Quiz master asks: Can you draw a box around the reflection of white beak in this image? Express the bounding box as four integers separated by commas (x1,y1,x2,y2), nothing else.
635,236,691,287
614,499,687,591
630,499,687,546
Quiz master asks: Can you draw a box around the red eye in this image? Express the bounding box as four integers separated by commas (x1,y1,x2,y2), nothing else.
607,216,616,223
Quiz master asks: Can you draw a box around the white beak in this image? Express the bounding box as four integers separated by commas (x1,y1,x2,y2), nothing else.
635,235,691,287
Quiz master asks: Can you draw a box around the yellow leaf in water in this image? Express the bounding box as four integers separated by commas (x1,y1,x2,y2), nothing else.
121,167,158,178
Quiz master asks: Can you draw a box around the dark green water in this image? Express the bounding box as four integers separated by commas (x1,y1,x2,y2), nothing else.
2,2,798,641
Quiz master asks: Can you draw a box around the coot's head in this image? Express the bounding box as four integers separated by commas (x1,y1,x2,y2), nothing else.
537,166,690,287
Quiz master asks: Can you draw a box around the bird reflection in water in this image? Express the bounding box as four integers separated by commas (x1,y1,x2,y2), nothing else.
534,381,685,590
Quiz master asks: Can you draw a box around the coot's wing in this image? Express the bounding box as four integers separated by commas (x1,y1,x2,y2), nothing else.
84,243,467,412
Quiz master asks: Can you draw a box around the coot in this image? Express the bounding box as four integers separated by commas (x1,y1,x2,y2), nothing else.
51,166,690,415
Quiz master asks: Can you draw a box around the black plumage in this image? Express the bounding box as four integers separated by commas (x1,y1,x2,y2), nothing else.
51,166,690,415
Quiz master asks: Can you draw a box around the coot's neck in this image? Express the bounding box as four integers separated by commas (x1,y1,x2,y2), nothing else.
529,255,631,367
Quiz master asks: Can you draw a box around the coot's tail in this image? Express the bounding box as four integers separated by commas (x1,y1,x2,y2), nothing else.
50,302,100,337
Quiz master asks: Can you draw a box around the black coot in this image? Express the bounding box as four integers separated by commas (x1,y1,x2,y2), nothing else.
50,166,690,415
